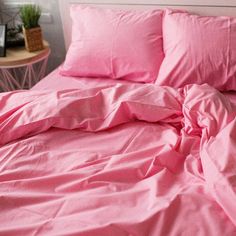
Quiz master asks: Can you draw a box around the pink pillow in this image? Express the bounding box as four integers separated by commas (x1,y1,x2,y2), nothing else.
156,10,236,91
60,5,164,83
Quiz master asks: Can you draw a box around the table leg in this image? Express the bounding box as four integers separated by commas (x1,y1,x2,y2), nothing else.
0,56,49,92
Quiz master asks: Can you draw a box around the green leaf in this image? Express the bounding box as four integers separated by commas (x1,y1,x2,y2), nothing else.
19,4,41,29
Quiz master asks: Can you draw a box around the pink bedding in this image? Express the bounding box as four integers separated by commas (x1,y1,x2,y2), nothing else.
33,68,236,105
1,79,236,235
60,6,164,83
156,10,236,91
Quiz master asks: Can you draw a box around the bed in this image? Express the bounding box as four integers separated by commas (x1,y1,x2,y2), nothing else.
1,1,236,235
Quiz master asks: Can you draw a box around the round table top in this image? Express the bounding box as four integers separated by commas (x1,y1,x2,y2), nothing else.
0,40,50,68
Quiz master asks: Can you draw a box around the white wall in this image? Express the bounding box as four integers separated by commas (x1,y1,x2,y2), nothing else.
65,0,236,5
1,0,66,74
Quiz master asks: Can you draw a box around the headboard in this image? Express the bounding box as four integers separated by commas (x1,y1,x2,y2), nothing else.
59,0,236,51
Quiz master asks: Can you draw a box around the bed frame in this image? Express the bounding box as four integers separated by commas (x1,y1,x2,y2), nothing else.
59,0,236,50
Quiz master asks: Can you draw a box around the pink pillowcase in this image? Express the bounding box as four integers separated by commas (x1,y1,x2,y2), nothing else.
60,5,164,83
156,10,236,91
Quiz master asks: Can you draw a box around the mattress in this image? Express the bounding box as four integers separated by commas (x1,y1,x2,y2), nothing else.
33,67,236,106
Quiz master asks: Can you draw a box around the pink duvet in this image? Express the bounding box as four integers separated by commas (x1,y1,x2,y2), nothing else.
1,83,236,235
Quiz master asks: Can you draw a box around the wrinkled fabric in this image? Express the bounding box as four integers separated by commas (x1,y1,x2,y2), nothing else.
157,10,236,91
0,83,236,235
60,5,164,83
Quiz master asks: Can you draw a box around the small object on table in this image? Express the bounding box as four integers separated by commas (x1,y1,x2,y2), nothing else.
6,25,25,48
0,40,50,92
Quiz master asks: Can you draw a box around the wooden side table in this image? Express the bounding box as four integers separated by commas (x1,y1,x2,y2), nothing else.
0,41,50,92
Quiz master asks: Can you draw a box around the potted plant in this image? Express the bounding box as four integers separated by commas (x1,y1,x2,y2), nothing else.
20,4,43,52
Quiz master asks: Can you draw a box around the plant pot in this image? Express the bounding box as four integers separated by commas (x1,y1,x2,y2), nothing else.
23,26,44,52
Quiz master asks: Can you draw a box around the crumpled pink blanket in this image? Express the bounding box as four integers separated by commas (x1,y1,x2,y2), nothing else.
0,83,236,235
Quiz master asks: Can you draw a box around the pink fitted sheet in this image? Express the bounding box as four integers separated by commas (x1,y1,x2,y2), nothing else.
32,67,135,90
33,67,236,106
